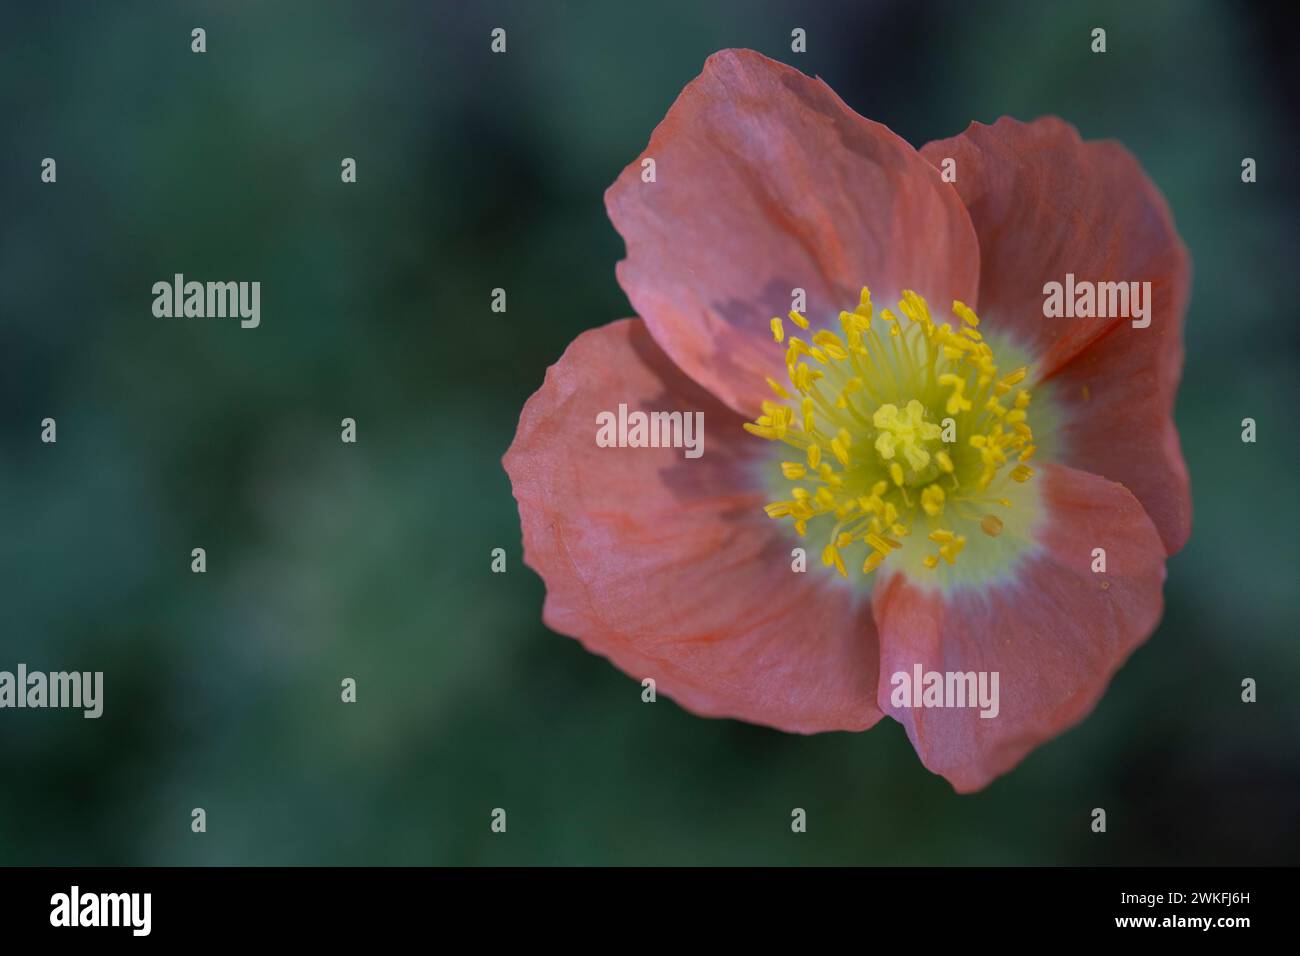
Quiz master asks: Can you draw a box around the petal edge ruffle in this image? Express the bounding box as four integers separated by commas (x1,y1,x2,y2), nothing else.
607,48,980,417
920,116,1191,553
504,317,884,733
872,462,1167,792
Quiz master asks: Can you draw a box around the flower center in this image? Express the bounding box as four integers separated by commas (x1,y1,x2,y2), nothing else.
745,286,1037,579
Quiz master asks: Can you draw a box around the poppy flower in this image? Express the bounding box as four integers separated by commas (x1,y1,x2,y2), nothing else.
503,49,1190,792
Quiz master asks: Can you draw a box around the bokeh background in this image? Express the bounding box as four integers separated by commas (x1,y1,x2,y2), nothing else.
2,0,1297,865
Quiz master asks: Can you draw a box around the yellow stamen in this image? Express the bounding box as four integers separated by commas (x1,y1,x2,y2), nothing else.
748,287,1038,579
921,483,946,517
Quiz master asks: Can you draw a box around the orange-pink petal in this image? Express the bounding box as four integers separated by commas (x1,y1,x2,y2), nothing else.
606,48,980,416
1048,329,1192,554
871,463,1167,792
920,116,1191,553
503,318,883,733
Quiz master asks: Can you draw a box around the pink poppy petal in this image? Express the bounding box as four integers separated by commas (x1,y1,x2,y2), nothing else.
872,462,1167,792
504,318,883,733
606,48,980,417
1048,329,1192,554
921,116,1191,553
920,116,1189,376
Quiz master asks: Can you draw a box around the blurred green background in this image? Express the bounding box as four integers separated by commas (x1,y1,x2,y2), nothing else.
2,0,1297,865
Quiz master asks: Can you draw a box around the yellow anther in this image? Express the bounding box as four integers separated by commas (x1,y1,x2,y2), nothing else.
865,532,896,554
936,374,971,415
750,286,1038,580
900,290,932,326
830,435,851,466
952,300,980,327
921,483,946,517
939,535,966,564
792,362,820,392
855,286,873,316
813,330,848,360
822,543,847,577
